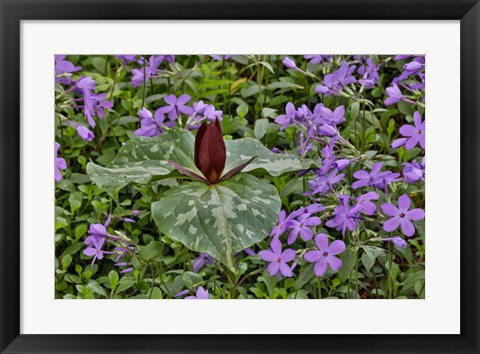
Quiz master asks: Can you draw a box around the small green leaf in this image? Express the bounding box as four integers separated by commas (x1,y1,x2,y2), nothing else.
295,263,315,290
108,270,119,292
86,280,107,298
182,271,203,288
139,241,163,261
115,279,136,294
60,242,84,258
338,246,356,283
254,119,269,140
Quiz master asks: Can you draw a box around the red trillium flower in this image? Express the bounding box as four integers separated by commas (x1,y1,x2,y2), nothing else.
168,118,256,185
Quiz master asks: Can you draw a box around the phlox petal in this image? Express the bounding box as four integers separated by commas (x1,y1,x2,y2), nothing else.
314,259,328,277
384,217,401,232
328,240,346,256
327,256,342,271
267,262,280,276
406,208,425,220
400,218,415,237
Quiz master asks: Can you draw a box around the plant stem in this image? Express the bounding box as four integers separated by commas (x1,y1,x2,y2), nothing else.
361,100,366,153
141,57,146,108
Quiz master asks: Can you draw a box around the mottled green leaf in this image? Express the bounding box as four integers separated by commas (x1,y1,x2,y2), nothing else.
152,174,281,270
87,128,315,191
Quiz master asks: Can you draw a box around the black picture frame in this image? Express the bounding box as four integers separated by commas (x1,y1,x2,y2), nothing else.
1,0,478,353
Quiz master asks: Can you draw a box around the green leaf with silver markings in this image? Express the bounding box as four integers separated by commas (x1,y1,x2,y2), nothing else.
87,128,316,191
151,174,281,270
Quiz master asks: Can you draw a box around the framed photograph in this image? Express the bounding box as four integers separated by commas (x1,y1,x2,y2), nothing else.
1,0,478,353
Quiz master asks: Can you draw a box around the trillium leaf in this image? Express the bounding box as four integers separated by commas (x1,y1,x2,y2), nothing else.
87,128,316,191
86,128,199,191
151,174,281,271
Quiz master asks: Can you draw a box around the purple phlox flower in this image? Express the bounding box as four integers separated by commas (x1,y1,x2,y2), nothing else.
116,55,137,64
355,191,379,215
316,61,356,96
324,61,357,88
304,233,346,276
352,162,389,189
304,55,332,64
186,286,209,299
381,194,425,237
244,248,257,257
298,132,313,155
290,203,325,219
305,169,345,196
318,139,336,175
402,157,425,183
209,55,232,61
120,268,134,274
398,58,424,82
357,58,381,88
82,91,114,128
285,213,321,244
283,57,296,69
158,55,175,64
384,83,404,106
114,243,134,262
258,237,296,277
410,72,425,90
203,104,223,122
77,125,94,142
381,236,408,249
54,142,67,182
271,147,282,153
84,214,113,247
391,111,425,150
393,55,412,61
67,121,94,141
316,105,346,126
192,100,207,114
93,93,114,119
275,102,297,130
76,76,96,91
175,289,190,298
121,218,136,223
270,210,291,238
83,237,107,266
132,210,141,216
157,94,194,120
296,104,313,123
55,55,81,85
325,195,361,236
192,253,215,273
373,171,402,195
131,55,164,88
134,107,175,137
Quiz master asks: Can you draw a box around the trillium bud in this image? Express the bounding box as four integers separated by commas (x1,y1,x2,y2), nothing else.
195,118,226,184
168,118,257,185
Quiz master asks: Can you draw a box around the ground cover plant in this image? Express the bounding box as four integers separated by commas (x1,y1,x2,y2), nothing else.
55,54,425,299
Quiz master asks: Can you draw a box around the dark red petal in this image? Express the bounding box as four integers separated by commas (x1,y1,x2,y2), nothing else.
219,156,257,182
198,120,226,184
214,117,223,134
168,160,209,184
194,123,208,171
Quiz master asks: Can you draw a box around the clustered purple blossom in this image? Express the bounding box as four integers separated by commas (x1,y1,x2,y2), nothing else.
381,194,425,237
134,94,224,136
131,55,175,87
391,111,425,150
54,142,67,182
315,61,357,96
54,55,114,143
82,214,136,273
